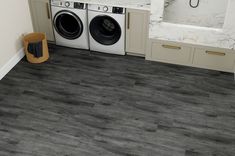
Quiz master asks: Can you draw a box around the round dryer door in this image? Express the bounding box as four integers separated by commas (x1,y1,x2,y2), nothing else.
89,15,122,45
54,11,83,40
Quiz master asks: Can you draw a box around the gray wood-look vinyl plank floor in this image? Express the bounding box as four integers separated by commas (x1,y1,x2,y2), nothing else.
0,45,235,156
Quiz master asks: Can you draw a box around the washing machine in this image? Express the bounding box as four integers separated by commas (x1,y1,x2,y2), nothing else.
88,4,126,55
51,0,89,49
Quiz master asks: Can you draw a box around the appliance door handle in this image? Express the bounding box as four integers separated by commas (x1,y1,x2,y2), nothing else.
127,12,130,29
46,2,50,19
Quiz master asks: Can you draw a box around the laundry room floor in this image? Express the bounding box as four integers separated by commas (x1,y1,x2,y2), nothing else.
0,45,235,156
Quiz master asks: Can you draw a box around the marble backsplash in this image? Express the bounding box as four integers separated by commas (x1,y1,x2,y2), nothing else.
150,0,235,50
163,0,229,28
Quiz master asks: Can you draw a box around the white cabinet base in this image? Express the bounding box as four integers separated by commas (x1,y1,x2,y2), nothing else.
146,39,235,73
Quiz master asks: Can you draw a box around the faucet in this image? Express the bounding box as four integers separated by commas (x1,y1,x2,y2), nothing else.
189,0,200,8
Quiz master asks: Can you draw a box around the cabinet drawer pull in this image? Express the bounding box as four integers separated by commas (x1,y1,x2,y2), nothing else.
127,12,130,29
46,2,50,19
206,51,226,56
162,44,181,50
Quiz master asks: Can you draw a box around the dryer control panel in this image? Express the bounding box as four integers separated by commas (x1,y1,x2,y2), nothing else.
88,4,125,14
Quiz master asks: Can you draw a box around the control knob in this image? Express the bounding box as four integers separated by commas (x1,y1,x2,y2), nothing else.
103,6,108,12
65,1,70,7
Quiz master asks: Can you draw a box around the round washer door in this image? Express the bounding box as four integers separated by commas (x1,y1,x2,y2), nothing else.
89,15,122,45
54,10,83,40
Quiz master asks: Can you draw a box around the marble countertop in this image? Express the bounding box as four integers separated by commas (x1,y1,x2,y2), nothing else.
61,0,151,10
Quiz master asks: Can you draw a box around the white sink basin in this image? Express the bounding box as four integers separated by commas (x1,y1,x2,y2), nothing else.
162,0,229,28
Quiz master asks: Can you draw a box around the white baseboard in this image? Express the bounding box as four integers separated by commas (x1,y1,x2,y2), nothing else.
0,48,25,80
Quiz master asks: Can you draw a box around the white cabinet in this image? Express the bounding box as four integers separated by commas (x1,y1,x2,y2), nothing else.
29,0,54,41
126,9,149,56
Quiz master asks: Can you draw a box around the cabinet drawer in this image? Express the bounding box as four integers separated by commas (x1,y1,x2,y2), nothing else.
193,48,235,72
151,42,192,65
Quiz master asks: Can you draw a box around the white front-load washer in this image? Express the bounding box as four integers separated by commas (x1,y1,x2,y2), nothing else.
51,0,89,49
88,4,126,55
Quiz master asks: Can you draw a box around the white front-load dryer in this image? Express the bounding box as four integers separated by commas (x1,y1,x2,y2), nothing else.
88,4,126,55
51,0,89,49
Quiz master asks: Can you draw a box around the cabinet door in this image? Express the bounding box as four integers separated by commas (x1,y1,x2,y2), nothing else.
126,9,149,56
29,0,54,41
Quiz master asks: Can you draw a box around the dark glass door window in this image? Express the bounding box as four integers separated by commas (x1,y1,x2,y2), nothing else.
89,15,121,45
54,11,83,40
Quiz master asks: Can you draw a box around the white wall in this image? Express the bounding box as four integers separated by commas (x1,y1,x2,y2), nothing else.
0,0,33,69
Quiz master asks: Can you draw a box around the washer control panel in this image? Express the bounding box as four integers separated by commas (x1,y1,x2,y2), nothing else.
74,2,85,9
112,7,124,14
51,0,86,9
88,4,125,14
